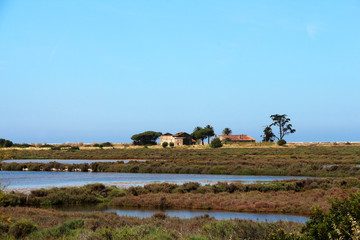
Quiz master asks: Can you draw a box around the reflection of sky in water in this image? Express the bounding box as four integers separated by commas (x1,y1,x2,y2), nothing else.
51,205,309,223
3,159,147,164
1,171,314,191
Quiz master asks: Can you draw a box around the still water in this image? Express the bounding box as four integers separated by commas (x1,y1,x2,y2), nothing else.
3,159,147,164
0,171,313,190
51,205,309,223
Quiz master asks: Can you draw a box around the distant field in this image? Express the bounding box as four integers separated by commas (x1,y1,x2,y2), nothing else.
2,144,360,177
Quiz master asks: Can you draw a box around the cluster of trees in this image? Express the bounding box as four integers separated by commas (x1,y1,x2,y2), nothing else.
261,114,296,145
0,138,13,148
191,125,215,145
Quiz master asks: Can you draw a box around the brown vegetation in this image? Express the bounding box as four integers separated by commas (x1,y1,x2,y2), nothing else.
0,207,303,239
110,188,358,215
2,145,360,177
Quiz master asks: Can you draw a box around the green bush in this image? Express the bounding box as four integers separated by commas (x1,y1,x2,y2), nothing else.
0,139,13,148
302,193,360,239
169,142,174,147
9,219,38,238
277,139,287,146
101,142,113,147
210,138,222,148
162,142,168,148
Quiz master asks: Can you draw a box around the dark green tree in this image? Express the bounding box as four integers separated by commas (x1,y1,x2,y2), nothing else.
193,126,203,132
222,128,232,135
205,125,215,144
192,128,211,145
261,125,276,142
269,114,296,140
131,131,162,145
0,139,13,148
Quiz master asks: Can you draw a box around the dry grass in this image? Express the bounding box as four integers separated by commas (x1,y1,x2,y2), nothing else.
110,188,358,215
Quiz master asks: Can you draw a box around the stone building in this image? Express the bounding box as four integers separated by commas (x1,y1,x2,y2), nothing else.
160,132,194,146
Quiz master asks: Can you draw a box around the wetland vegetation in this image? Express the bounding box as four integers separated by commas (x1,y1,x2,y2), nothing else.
2,144,360,177
1,144,360,239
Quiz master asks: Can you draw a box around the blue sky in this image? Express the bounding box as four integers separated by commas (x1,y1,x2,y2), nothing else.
0,0,359,143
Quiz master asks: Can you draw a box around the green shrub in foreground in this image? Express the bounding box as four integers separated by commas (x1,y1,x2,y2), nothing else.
277,139,287,146
162,142,168,148
210,138,222,148
9,219,38,238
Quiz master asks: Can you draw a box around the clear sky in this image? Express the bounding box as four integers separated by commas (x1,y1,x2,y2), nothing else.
0,0,359,143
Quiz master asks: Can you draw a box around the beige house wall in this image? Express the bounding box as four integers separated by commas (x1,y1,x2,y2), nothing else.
160,135,175,145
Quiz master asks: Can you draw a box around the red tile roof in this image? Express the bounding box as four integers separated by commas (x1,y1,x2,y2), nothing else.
173,132,191,137
219,134,255,142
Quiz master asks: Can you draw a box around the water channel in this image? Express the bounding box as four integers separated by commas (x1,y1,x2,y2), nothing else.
3,159,147,164
0,160,313,223
1,171,314,191
51,205,309,223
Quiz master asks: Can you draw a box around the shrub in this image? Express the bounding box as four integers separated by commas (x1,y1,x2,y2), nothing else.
210,138,223,148
152,212,167,220
277,139,287,146
0,139,13,148
9,219,38,238
69,146,80,151
169,142,174,147
101,142,113,147
302,193,360,239
162,142,168,148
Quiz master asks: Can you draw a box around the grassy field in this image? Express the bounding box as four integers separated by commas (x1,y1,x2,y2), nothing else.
2,144,360,177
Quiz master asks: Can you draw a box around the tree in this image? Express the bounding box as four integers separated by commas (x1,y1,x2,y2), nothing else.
222,128,232,136
261,125,276,142
162,142,168,148
192,128,210,145
204,125,215,144
193,126,203,132
210,138,223,148
269,114,296,140
0,139,13,148
131,131,162,145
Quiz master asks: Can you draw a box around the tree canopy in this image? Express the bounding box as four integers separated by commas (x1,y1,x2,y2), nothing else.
261,126,276,142
222,128,232,135
131,131,162,145
192,125,215,145
269,114,296,140
204,125,215,144
0,139,13,148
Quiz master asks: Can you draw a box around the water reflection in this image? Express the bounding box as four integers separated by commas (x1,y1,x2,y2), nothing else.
1,171,315,191
51,205,309,223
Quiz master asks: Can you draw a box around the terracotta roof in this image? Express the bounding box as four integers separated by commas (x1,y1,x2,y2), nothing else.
219,134,255,142
173,132,191,137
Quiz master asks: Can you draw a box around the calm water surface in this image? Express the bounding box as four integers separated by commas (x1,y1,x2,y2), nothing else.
0,171,314,190
51,205,309,223
3,159,147,164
